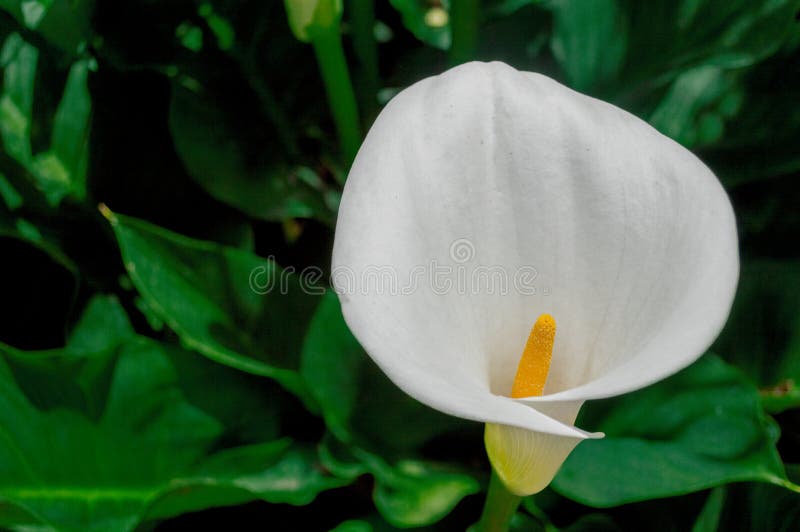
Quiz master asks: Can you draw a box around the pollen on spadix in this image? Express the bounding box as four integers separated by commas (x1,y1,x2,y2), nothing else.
511,313,556,398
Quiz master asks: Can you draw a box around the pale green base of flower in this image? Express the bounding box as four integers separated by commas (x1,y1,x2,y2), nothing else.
484,423,582,496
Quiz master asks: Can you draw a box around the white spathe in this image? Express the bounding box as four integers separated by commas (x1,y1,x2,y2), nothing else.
331,61,739,495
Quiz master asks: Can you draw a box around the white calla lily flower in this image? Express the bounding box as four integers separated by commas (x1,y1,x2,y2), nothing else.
332,61,739,496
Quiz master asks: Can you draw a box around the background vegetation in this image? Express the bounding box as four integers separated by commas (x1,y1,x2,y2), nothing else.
0,0,799,530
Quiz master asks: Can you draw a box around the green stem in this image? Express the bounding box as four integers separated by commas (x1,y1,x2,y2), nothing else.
449,0,480,66
310,24,362,167
760,383,800,414
475,471,522,532
348,0,379,124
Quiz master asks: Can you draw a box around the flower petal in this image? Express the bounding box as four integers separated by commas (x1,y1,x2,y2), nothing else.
333,61,737,432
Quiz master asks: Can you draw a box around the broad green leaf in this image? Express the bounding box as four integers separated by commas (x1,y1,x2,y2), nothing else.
550,0,627,92
0,341,344,531
147,443,353,519
389,0,451,50
300,290,364,442
552,355,796,507
169,83,336,224
102,208,320,406
301,291,469,450
0,339,223,531
167,344,284,444
74,295,283,443
321,441,480,529
0,297,351,531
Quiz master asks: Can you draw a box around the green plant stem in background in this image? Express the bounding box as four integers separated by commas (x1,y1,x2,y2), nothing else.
348,0,379,124
449,0,480,65
475,470,522,532
760,382,800,414
309,25,362,167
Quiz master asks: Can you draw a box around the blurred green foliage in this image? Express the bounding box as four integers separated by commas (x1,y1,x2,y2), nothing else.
0,0,799,530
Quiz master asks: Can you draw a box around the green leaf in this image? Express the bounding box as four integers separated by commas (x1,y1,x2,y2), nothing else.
552,355,796,507
699,46,800,185
198,2,235,51
167,344,285,444
321,441,480,529
300,290,364,442
0,339,223,531
0,33,92,205
0,172,23,209
148,443,352,519
30,57,93,204
648,65,742,148
67,295,135,354
301,291,469,450
371,459,480,528
550,0,627,92
561,513,624,532
169,82,335,224
303,293,480,527
692,487,725,532
20,0,53,28
102,208,321,406
0,297,352,531
0,33,36,165
389,0,451,50
547,0,800,144
715,479,800,531
284,0,343,43
68,296,284,444
330,519,373,532
619,0,799,85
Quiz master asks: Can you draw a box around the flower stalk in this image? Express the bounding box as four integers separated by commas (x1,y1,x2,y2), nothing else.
348,0,380,124
475,470,522,532
449,0,480,65
309,25,361,166
285,0,362,166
